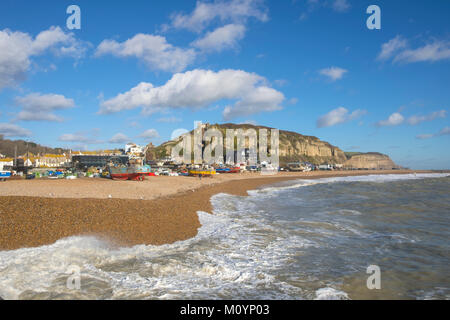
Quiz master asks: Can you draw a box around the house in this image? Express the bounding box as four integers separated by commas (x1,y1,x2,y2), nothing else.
35,154,69,168
319,164,333,170
0,158,13,171
125,143,144,155
125,143,145,159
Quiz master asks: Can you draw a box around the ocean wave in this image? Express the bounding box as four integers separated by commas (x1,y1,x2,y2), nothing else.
0,199,314,300
248,173,450,195
314,287,349,300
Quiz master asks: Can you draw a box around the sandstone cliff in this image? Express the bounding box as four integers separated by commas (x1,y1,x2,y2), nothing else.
344,152,400,170
148,123,348,165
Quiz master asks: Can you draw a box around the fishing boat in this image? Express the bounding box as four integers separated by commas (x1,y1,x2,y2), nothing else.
188,168,216,177
215,167,230,173
136,164,155,176
287,162,305,172
108,165,146,181
215,166,240,173
0,171,11,181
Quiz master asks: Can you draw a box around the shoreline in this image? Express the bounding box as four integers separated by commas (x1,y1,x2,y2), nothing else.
0,170,444,251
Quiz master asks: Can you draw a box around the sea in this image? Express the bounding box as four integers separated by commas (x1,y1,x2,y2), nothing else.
0,173,449,300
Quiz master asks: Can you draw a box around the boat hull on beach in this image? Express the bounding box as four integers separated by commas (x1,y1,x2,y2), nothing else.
109,166,146,181
0,171,11,181
188,169,216,177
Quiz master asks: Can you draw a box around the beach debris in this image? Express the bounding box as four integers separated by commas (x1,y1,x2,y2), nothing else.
108,194,112,199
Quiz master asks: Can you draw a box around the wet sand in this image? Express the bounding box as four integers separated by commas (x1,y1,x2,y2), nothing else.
0,170,435,251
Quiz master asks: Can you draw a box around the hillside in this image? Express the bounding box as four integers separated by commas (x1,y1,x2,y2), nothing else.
344,152,401,170
0,136,68,158
148,123,348,165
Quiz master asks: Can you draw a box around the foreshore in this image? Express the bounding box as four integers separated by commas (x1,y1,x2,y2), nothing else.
0,170,440,251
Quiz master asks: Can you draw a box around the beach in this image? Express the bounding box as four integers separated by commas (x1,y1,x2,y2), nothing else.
1,170,449,300
0,170,435,251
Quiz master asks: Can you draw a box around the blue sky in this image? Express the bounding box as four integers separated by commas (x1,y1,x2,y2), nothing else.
0,0,449,169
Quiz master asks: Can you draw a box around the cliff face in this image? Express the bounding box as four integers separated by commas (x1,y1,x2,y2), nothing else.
344,152,400,169
278,130,347,164
150,123,348,165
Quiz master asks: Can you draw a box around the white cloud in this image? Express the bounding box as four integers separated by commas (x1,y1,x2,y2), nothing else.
287,97,298,105
378,36,450,64
0,123,31,137
157,116,182,123
58,132,102,144
407,110,446,125
439,126,450,136
377,35,408,61
139,129,160,139
319,66,348,81
416,126,450,140
0,26,86,90
192,24,246,52
376,112,404,127
223,86,283,120
99,69,285,120
300,0,351,20
317,107,366,128
332,0,350,12
15,111,64,122
274,79,288,87
241,120,257,125
109,133,130,144
59,133,90,143
165,0,268,33
394,41,450,63
170,128,189,141
416,134,433,140
96,34,196,73
14,93,75,122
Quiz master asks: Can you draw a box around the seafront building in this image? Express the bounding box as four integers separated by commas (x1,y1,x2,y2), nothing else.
0,158,13,171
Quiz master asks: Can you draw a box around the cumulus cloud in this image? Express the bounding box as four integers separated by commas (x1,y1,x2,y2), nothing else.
99,69,285,120
95,34,196,73
164,0,268,33
222,86,283,120
14,93,75,122
319,67,348,81
191,24,246,52
316,107,366,128
0,26,87,90
0,123,31,137
139,129,160,139
378,36,450,64
407,110,446,125
376,112,404,127
109,133,130,144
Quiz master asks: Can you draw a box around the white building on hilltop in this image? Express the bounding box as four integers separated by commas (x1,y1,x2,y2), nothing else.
125,143,145,159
